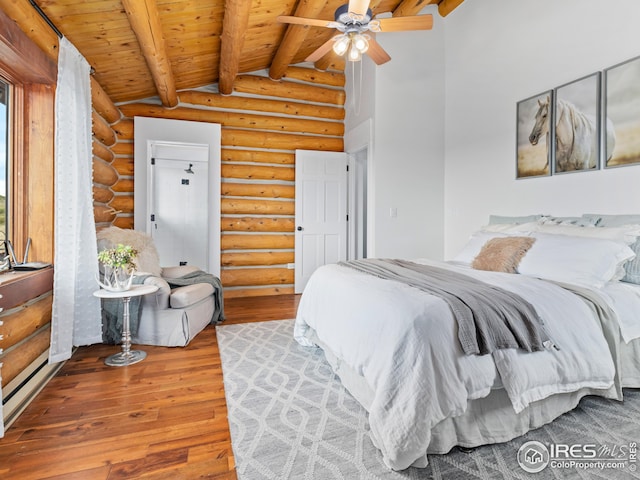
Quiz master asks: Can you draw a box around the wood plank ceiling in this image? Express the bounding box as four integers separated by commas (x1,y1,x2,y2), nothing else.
30,0,465,105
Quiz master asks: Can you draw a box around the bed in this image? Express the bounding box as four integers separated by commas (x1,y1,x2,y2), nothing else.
294,214,640,471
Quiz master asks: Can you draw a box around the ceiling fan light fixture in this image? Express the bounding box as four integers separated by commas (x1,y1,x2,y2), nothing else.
368,19,381,33
281,1,433,66
332,32,369,62
348,43,362,62
333,34,350,56
335,4,373,24
352,33,369,53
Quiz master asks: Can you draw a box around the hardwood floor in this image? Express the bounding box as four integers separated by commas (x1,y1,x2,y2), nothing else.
0,294,301,480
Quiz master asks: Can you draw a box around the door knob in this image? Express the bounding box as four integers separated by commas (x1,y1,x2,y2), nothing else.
297,226,303,231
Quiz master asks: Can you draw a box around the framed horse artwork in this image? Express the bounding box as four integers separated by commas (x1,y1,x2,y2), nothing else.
553,72,603,174
604,55,640,169
516,90,553,179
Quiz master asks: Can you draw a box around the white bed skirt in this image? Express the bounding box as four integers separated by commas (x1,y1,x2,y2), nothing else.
621,338,640,388
305,327,634,467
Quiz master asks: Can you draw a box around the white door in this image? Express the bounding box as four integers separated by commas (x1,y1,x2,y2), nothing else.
148,141,209,270
348,147,368,260
295,150,348,293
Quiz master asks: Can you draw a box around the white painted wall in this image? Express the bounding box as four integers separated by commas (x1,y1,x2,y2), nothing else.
345,6,446,260
444,0,640,257
133,116,221,275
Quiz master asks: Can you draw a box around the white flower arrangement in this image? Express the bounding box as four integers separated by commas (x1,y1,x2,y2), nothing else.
97,244,138,270
97,244,138,291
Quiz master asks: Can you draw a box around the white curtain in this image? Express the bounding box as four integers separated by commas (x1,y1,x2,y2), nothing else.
50,37,102,363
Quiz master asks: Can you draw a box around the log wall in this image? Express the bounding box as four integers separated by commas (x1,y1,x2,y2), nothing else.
109,69,345,298
91,97,125,229
0,268,58,428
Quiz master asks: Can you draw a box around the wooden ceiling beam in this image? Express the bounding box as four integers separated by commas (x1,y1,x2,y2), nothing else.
0,0,120,123
121,0,178,108
393,0,464,17
393,0,439,17
0,0,58,62
314,51,345,72
269,0,327,80
438,0,465,16
218,0,252,95
367,0,385,15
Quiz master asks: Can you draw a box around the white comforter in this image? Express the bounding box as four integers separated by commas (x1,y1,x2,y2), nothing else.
294,259,619,470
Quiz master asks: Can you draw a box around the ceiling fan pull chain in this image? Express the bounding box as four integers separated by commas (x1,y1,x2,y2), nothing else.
351,59,363,116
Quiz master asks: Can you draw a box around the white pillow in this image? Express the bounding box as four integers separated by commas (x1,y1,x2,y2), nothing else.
534,223,640,244
483,220,640,244
481,221,540,234
518,233,636,288
453,231,510,264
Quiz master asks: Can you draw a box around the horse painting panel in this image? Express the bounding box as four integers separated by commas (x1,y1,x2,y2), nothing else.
516,91,552,178
553,99,616,172
605,55,640,168
552,72,612,173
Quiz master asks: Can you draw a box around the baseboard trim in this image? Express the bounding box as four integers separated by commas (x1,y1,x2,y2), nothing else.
2,349,65,431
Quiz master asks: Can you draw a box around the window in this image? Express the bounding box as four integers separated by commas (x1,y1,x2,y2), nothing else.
0,9,57,264
0,78,8,254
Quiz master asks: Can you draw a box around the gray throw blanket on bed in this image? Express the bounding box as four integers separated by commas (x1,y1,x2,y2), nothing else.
338,259,550,356
546,280,623,400
166,270,225,323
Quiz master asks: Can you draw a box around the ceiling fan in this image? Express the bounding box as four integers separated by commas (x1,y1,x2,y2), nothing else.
277,0,433,65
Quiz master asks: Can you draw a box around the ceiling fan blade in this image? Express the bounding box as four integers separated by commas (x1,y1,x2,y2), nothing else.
306,37,337,63
277,15,341,29
376,14,433,32
366,37,391,65
348,0,370,17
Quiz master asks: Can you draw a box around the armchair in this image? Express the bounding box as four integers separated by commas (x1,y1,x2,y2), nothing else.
97,226,223,347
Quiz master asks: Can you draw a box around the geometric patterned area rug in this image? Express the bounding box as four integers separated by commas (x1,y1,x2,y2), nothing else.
217,320,640,480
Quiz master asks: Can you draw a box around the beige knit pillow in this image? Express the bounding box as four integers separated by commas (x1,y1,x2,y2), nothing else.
472,236,536,273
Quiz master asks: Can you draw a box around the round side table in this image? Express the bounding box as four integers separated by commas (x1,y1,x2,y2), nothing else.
94,284,159,367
